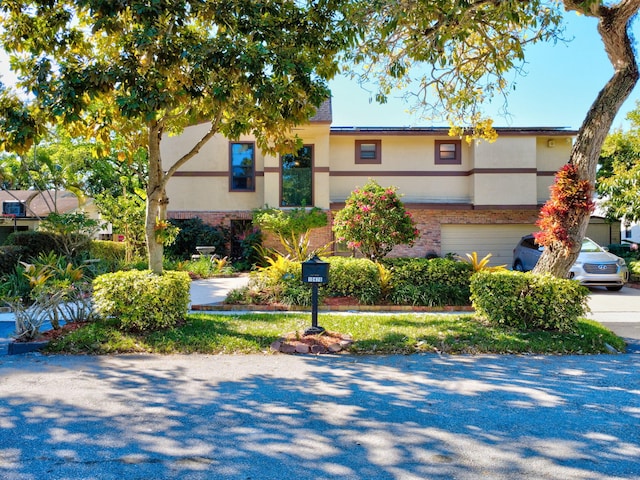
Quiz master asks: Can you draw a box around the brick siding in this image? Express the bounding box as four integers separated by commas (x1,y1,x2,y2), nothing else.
169,208,539,258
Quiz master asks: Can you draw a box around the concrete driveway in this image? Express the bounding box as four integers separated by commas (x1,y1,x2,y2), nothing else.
586,286,640,353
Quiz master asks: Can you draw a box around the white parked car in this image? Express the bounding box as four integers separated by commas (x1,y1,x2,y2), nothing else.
512,235,629,291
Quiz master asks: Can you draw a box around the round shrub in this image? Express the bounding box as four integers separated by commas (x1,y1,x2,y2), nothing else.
93,270,190,331
470,270,589,332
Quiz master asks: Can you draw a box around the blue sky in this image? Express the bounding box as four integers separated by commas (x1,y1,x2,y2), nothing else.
329,10,640,131
2,9,639,132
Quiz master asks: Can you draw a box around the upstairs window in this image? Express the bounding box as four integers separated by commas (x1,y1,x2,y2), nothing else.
229,142,255,191
281,145,313,207
435,140,461,165
355,140,381,164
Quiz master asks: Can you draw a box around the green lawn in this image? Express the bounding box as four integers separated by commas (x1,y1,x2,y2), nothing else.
45,312,627,355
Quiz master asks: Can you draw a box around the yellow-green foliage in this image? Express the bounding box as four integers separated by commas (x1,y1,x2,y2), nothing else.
629,260,640,282
460,252,507,272
470,270,589,333
93,270,190,331
90,240,127,262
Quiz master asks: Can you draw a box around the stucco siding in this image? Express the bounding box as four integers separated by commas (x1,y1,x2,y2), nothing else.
537,175,556,204
166,177,265,212
472,137,536,169
473,173,537,206
329,175,471,204
536,137,572,172
329,135,471,172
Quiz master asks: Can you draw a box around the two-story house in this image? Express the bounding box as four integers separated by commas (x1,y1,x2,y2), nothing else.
162,100,618,264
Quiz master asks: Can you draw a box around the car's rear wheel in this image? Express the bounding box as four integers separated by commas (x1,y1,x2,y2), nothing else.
513,260,524,272
606,285,624,291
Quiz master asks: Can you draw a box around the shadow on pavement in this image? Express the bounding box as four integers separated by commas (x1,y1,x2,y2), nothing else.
0,353,638,479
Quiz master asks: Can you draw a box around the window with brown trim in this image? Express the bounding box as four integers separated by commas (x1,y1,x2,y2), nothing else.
281,145,313,207
355,140,381,164
229,142,256,191
435,139,461,165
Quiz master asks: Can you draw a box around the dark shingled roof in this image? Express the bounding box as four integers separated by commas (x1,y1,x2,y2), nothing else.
309,98,332,123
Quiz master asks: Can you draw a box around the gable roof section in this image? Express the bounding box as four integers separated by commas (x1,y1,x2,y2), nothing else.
309,98,332,124
0,190,80,217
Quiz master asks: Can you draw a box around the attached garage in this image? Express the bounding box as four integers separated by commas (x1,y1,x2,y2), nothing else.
586,217,621,247
440,224,535,267
441,217,622,268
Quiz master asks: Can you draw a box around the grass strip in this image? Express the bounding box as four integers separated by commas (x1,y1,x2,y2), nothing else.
45,313,626,355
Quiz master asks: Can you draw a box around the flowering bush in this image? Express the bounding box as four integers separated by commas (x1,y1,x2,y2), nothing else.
333,179,419,260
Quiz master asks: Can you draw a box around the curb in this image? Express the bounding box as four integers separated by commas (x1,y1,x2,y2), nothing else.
7,341,49,355
191,303,475,313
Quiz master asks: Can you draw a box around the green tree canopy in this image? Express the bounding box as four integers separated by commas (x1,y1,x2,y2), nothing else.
0,0,355,274
344,0,640,277
343,0,564,140
597,100,640,225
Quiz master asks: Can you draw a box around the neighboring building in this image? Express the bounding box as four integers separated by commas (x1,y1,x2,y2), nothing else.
162,99,609,264
0,190,107,244
622,223,640,244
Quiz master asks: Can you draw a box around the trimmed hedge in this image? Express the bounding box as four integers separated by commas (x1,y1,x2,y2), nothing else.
235,256,475,307
325,257,381,304
470,270,589,333
93,270,190,331
90,240,126,261
383,258,473,306
0,245,26,275
6,230,63,259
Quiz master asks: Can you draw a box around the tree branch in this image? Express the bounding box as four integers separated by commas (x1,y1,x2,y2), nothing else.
162,109,224,185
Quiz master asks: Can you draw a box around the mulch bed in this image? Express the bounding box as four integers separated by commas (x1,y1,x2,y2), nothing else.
15,321,90,343
271,330,354,355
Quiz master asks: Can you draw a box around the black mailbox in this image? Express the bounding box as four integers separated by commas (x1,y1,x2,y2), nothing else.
302,255,329,284
301,255,329,335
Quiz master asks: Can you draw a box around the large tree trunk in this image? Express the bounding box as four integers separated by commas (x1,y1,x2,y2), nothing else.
146,121,165,275
143,112,222,274
534,1,640,277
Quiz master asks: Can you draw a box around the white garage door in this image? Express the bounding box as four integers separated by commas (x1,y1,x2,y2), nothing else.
441,224,535,267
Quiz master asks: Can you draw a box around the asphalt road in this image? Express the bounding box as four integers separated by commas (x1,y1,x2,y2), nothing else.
0,282,639,479
0,353,638,480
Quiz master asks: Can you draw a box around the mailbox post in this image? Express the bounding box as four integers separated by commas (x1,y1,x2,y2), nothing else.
301,255,329,335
